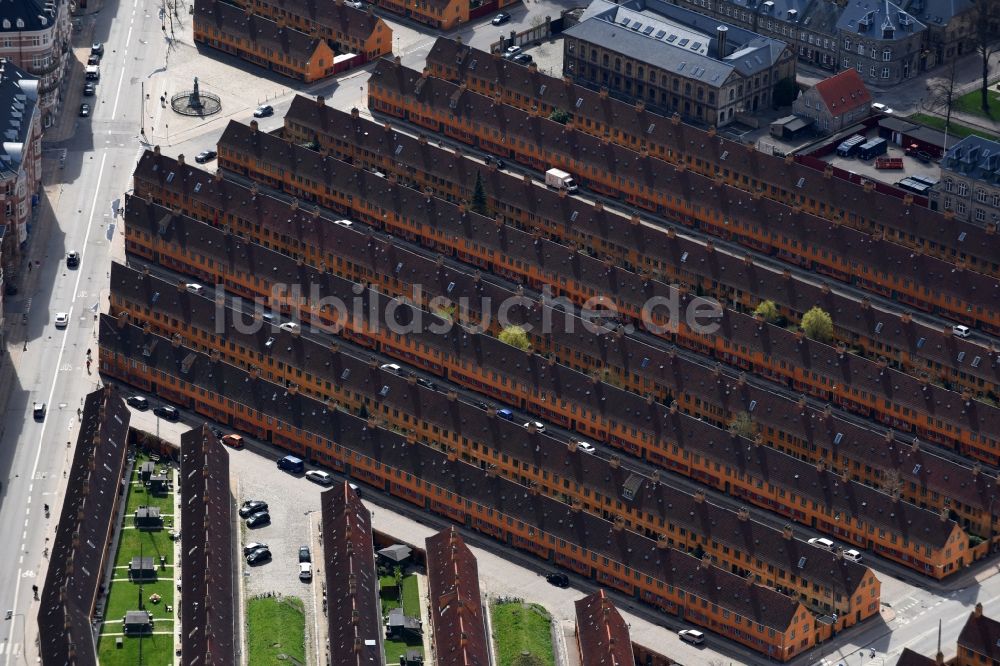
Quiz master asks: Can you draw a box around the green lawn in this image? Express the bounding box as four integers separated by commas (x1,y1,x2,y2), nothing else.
96,631,175,666
247,596,306,665
952,86,1000,120
491,602,555,666
384,637,424,664
380,575,401,612
907,113,1000,142
379,573,420,616
101,578,176,626
113,527,174,567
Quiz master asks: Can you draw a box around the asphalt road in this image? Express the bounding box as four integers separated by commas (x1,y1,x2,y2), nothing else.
0,0,170,661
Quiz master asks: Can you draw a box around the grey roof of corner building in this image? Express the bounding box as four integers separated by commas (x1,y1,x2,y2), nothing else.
728,0,843,35
0,0,61,33
0,60,38,180
566,0,788,81
835,0,926,38
900,0,971,26
940,135,1000,185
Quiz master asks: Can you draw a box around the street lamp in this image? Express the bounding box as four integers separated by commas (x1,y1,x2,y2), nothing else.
4,609,28,665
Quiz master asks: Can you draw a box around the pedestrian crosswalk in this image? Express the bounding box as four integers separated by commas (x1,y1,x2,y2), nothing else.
0,642,21,656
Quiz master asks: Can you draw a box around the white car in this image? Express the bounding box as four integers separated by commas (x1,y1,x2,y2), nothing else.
279,322,299,332
299,562,313,580
952,324,971,338
808,537,836,551
305,470,334,486
576,440,596,453
505,45,522,57
54,312,69,328
678,629,705,645
523,420,546,433
380,363,402,373
843,549,863,563
334,219,353,227
185,283,205,295
871,102,894,115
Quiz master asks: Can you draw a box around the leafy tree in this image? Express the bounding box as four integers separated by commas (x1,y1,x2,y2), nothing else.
471,171,488,215
773,77,799,107
754,300,780,323
801,306,834,342
498,325,531,351
548,108,570,124
729,411,756,439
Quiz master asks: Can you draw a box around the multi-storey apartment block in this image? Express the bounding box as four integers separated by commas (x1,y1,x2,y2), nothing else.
425,528,490,666
0,0,71,127
0,60,41,276
932,136,1000,226
576,590,634,666
957,604,1000,666
835,0,925,86
562,0,796,126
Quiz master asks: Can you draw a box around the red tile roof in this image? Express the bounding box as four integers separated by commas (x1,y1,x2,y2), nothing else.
813,69,872,116
575,591,633,666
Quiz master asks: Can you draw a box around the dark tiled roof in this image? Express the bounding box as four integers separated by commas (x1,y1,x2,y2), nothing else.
119,195,963,551
99,315,807,630
576,590,633,666
180,426,238,663
958,608,1000,660
37,387,131,666
321,482,382,665
0,60,39,181
424,37,998,276
425,528,489,666
283,96,1000,401
245,0,383,42
110,261,874,599
0,0,64,33
194,0,327,62
895,648,940,666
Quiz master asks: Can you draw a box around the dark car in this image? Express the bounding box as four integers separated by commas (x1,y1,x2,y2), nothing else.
126,395,149,410
66,251,80,268
299,546,311,563
246,547,271,564
91,42,104,55
153,405,179,421
239,500,268,518
246,511,271,528
82,83,96,97
492,12,511,25
87,54,100,66
915,150,933,163
484,155,505,170
545,572,569,587
416,377,436,390
79,103,91,117
195,149,217,164
4,283,17,296
243,541,268,555
253,104,274,118
511,53,533,65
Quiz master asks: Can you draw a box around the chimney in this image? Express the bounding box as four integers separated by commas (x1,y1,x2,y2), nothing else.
975,602,984,617
316,94,325,106
717,26,729,57
782,524,793,539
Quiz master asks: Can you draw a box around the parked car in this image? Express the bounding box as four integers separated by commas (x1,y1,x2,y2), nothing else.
153,405,180,421
678,629,705,645
91,42,104,55
844,549,863,563
952,324,972,338
511,53,533,65
79,103,91,117
244,542,268,555
523,420,546,433
185,283,205,294
246,511,271,528
66,251,80,268
299,546,311,563
807,537,836,551
221,434,244,449
576,440,596,453
871,102,894,115
82,83,96,97
54,312,69,328
483,155,505,169
497,408,514,421
334,219,353,227
87,54,100,66
33,402,46,420
915,150,933,163
253,104,274,118
277,455,305,473
194,149,217,164
126,395,149,410
305,469,334,485
299,562,313,580
416,377,436,390
504,45,522,57
279,322,300,333
545,572,569,587
492,12,511,25
246,547,271,564
239,500,268,518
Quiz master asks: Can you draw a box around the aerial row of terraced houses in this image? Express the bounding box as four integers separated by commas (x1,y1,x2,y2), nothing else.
100,35,1000,662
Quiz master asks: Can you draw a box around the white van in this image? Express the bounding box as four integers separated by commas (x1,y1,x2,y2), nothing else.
85,64,100,80
952,324,971,338
807,537,836,551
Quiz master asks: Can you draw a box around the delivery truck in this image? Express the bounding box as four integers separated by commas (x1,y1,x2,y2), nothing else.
545,168,578,192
